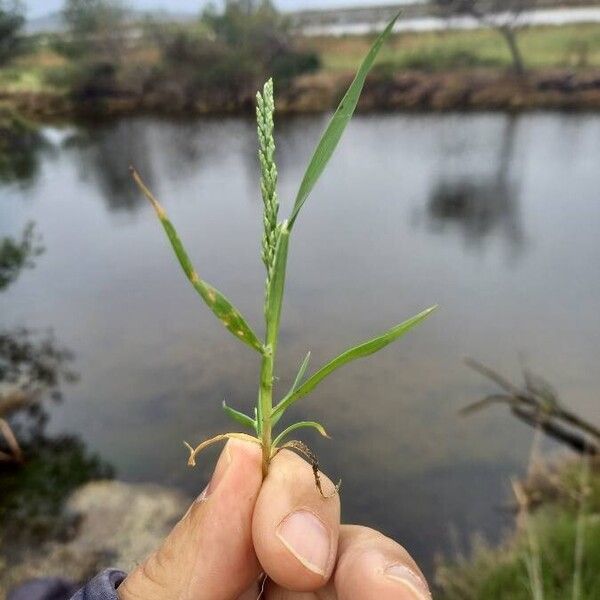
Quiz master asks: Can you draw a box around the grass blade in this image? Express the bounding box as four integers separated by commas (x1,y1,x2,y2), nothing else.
288,351,311,396
273,420,330,448
273,305,437,422
288,13,400,228
131,167,264,354
222,401,257,432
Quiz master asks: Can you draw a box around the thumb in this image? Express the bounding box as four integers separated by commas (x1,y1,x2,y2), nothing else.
119,439,264,600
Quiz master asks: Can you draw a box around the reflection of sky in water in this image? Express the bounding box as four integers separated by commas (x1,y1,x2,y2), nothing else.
1,113,599,574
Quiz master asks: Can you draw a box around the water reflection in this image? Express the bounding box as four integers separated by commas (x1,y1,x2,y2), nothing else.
0,118,48,188
0,224,112,554
63,121,156,213
425,118,526,262
1,113,599,575
0,223,43,292
0,224,74,446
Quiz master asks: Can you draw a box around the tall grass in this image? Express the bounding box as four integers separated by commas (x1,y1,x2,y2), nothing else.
437,455,600,599
571,457,590,600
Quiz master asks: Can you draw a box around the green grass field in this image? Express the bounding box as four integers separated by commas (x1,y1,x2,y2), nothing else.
305,24,600,73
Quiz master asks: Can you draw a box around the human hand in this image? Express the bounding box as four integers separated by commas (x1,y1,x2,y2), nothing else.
118,439,432,600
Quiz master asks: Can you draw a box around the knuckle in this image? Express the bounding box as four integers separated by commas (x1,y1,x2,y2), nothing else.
140,551,170,589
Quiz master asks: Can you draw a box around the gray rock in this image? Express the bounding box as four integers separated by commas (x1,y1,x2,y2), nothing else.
1,480,191,597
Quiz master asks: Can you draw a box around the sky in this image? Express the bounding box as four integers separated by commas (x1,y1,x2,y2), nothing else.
24,0,416,19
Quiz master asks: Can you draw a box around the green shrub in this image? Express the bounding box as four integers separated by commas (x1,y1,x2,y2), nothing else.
0,0,25,66
151,0,320,101
437,462,600,600
54,0,127,100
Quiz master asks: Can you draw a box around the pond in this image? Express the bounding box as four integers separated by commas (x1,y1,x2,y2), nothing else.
1,112,599,574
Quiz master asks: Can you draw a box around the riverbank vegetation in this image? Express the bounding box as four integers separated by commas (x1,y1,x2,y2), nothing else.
309,24,600,73
437,458,600,599
436,362,600,599
2,0,600,117
6,22,600,87
0,0,320,116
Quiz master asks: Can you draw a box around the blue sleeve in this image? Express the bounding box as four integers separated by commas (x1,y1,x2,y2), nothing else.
69,570,127,600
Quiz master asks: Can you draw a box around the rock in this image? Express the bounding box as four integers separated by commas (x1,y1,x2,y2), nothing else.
1,480,191,596
65,480,190,571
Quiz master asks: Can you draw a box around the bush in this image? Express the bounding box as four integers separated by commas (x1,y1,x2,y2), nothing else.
271,49,320,81
0,0,25,65
55,0,127,100
150,0,320,103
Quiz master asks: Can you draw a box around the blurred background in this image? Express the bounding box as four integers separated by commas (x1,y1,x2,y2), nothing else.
1,0,600,597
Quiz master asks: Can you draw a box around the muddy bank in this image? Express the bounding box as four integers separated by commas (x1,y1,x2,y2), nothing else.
3,69,600,122
360,69,600,111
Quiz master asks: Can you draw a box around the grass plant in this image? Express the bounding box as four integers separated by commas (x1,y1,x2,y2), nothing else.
436,458,600,600
131,14,436,485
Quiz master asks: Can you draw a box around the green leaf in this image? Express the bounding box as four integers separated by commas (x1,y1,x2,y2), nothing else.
272,305,437,423
273,420,330,448
131,167,264,354
288,13,400,228
288,351,311,397
222,401,257,432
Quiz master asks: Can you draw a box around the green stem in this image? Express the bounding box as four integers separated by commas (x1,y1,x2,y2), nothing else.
259,346,274,477
258,225,290,477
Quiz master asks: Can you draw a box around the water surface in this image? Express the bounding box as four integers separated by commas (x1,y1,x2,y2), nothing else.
2,112,599,573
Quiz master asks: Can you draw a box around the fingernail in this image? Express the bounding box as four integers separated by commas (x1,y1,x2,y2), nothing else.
384,564,431,599
197,442,233,501
276,509,331,576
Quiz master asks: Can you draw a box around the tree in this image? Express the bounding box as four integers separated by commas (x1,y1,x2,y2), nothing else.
0,0,24,65
433,0,537,76
151,0,319,104
59,0,127,98
62,0,126,62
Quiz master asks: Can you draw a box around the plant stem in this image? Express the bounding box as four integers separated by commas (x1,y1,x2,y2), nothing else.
259,226,290,478
259,345,274,477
